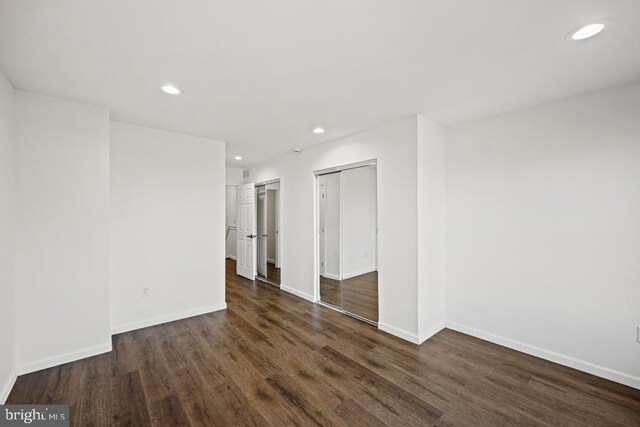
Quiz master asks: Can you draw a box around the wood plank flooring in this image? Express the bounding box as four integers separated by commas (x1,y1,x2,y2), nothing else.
7,258,640,426
265,261,280,285
320,271,378,322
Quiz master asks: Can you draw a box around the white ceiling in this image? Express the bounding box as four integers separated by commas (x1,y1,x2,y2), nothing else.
1,0,639,167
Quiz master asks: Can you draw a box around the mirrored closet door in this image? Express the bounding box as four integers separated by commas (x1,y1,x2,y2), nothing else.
318,162,378,324
256,182,280,286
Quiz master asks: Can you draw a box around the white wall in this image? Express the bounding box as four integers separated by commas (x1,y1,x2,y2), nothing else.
417,117,446,342
226,167,243,185
246,116,422,340
225,167,243,259
110,121,226,333
14,91,112,372
0,70,16,403
341,166,377,279
446,82,640,388
319,173,341,279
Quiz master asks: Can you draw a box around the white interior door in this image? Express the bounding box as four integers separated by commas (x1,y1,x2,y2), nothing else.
257,186,268,277
237,183,256,280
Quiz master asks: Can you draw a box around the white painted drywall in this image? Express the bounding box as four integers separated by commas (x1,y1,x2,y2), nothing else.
446,82,640,387
13,91,112,371
225,167,243,259
417,117,446,341
246,116,420,339
226,167,243,185
319,173,341,279
110,121,226,333
0,70,16,403
341,166,377,279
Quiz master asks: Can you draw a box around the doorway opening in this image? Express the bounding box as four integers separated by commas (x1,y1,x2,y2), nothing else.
235,179,280,287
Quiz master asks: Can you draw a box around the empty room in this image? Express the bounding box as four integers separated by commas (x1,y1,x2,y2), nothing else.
1,1,639,426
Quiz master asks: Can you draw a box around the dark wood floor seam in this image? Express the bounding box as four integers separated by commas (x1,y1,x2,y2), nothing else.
7,258,640,426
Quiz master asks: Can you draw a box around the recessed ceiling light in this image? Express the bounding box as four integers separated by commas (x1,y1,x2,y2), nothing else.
568,22,607,41
234,156,242,160
312,127,325,134
161,84,181,95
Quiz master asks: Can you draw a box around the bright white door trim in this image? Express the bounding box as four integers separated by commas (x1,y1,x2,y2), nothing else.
275,188,281,269
237,183,256,280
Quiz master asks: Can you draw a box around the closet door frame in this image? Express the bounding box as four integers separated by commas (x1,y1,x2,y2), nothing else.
313,159,378,325
253,178,281,288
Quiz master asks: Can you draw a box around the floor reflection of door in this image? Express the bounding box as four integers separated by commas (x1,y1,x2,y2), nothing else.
267,262,280,285
319,272,378,322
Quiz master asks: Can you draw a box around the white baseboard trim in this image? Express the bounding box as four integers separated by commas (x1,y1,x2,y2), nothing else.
267,258,276,264
111,303,228,335
0,366,18,404
445,321,640,390
280,285,315,303
378,322,420,344
226,255,237,260
17,342,113,377
418,321,446,345
321,273,341,281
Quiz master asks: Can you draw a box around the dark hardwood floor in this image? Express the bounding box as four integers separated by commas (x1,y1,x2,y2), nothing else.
320,271,378,322
319,275,341,307
7,259,640,426
265,261,280,285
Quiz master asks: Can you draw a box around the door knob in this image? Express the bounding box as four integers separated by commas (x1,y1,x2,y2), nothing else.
247,234,257,238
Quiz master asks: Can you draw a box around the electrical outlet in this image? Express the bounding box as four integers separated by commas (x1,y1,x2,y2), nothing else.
141,286,150,297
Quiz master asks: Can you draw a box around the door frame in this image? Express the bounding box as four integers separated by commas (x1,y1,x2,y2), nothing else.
256,185,268,278
274,188,280,269
254,178,281,286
